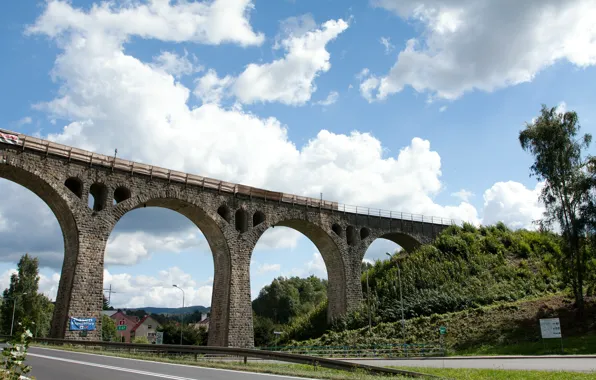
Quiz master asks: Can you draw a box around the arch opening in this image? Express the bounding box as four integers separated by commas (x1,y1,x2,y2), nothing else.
89,183,108,211
331,223,342,236
360,227,370,240
108,197,232,346
0,164,79,340
235,208,248,233
249,219,345,347
346,225,357,246
113,186,131,204
217,205,231,223
362,233,422,270
64,177,83,198
253,211,265,227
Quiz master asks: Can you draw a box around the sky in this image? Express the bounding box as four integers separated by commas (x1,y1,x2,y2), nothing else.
0,0,595,309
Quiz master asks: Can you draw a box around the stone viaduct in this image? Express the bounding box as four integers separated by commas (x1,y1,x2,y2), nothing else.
0,129,454,347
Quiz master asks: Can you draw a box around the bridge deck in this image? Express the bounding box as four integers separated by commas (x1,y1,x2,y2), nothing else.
0,128,457,226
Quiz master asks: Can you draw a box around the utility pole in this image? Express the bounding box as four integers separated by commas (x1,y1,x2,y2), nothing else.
387,252,406,344
103,284,118,305
366,271,372,336
173,285,185,345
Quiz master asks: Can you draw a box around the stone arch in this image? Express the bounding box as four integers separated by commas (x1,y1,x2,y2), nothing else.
217,204,231,223
113,186,131,204
0,163,79,339
235,208,248,233
64,177,83,199
110,195,231,347
375,232,422,254
89,183,108,211
250,218,347,322
252,211,265,227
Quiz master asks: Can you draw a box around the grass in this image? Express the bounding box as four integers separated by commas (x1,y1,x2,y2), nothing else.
31,343,596,379
391,367,596,380
457,332,596,356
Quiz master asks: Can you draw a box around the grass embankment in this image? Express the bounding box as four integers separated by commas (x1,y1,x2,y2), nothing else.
294,294,596,356
33,344,596,379
391,367,596,380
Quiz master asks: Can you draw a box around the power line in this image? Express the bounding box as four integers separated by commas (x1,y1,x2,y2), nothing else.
103,284,118,304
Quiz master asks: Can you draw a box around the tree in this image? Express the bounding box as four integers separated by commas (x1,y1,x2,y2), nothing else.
519,104,593,312
101,315,117,342
0,254,45,335
102,295,113,310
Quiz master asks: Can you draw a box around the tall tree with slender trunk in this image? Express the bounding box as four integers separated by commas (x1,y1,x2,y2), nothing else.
519,104,593,312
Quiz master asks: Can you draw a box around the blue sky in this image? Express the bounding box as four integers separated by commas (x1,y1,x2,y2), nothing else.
0,0,595,308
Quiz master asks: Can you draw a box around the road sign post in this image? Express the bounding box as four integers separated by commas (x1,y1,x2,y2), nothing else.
438,326,447,355
539,318,563,353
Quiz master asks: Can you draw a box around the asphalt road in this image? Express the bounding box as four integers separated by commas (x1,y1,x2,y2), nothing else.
26,347,320,380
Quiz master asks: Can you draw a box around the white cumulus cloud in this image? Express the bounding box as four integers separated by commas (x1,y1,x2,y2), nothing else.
481,181,546,230
196,17,349,106
362,0,596,101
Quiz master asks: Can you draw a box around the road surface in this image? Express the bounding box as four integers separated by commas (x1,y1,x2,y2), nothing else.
26,347,320,380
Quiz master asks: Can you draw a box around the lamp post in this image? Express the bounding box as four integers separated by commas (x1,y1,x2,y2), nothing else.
8,292,28,336
173,285,185,345
386,252,405,343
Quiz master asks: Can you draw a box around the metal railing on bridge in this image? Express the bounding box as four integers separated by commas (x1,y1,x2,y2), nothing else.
0,128,462,227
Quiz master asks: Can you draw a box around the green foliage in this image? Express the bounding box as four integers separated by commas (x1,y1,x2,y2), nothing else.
290,294,584,351
337,225,563,333
0,254,54,337
281,300,329,344
33,295,53,338
252,276,328,346
1,321,35,379
157,321,207,345
252,276,327,325
519,104,594,310
102,315,118,342
288,225,564,342
132,335,149,344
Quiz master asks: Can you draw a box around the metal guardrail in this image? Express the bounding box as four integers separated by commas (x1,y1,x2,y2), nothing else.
0,128,461,226
260,343,445,359
29,337,440,378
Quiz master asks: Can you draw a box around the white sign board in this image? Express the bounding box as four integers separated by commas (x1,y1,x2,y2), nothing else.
540,318,562,339
155,331,164,345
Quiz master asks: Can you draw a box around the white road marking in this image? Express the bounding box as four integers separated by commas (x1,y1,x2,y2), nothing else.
29,347,320,380
28,353,202,380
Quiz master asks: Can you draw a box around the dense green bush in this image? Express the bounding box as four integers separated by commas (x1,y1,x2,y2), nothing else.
286,223,564,342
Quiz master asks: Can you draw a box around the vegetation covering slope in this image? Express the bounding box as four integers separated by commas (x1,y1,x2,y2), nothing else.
262,222,564,346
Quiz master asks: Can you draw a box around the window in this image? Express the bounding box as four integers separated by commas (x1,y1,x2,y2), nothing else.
148,324,152,329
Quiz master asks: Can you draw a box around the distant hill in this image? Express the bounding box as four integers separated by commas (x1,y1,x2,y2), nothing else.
124,305,210,315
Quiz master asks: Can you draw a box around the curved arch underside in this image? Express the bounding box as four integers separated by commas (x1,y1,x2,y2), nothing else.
0,164,79,338
274,219,346,320
378,232,422,253
130,198,230,346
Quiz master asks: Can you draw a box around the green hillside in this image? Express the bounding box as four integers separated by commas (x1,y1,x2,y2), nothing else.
275,222,566,346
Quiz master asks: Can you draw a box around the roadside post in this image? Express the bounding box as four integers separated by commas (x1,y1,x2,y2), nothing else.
539,318,563,353
438,326,447,355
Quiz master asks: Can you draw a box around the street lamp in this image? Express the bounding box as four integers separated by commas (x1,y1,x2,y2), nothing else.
386,252,406,344
8,292,28,336
173,285,185,345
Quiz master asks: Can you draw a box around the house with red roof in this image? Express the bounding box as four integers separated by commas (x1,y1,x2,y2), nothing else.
109,310,140,343
130,315,162,343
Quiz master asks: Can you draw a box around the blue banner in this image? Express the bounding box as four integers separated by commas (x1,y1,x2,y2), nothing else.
69,317,96,331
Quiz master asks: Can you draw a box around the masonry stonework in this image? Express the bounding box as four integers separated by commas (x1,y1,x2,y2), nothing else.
0,138,449,348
